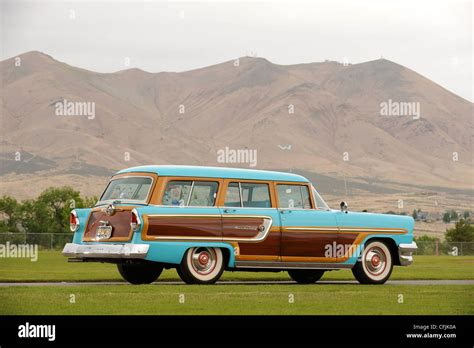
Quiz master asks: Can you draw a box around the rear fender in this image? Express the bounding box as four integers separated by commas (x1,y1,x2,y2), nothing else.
145,241,236,267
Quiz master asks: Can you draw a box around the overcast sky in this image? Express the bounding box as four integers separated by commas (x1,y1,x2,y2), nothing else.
1,0,473,101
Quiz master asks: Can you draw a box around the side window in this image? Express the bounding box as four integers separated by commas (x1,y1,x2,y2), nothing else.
224,182,271,207
241,183,271,208
162,181,192,206
277,184,312,209
224,182,241,207
188,181,218,206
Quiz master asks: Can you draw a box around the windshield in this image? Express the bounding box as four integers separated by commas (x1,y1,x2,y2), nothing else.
312,186,330,210
99,176,152,203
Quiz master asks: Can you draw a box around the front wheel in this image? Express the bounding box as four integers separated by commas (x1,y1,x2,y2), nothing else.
177,247,224,284
117,263,163,285
288,269,325,284
352,240,393,284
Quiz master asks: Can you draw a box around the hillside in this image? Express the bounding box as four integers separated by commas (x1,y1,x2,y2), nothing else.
0,51,472,199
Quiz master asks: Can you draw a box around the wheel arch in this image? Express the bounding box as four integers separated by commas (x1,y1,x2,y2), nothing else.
363,236,400,266
179,243,235,268
145,241,236,267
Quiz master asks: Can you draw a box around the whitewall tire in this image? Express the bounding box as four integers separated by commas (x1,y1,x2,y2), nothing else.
178,247,225,284
352,240,393,284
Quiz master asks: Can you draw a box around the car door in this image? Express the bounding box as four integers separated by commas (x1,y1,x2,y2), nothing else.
277,183,339,262
219,180,280,261
144,178,222,240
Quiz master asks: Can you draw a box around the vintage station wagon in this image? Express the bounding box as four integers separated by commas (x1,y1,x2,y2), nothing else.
63,165,417,284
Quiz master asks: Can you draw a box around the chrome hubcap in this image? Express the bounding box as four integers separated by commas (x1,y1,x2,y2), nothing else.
191,248,216,275
364,247,386,275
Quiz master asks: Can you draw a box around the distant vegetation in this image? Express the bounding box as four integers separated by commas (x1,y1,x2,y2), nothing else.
415,219,474,255
383,211,407,215
441,209,470,223
0,187,97,234
445,219,474,243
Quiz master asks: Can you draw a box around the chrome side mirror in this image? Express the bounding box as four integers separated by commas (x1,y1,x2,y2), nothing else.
340,201,348,213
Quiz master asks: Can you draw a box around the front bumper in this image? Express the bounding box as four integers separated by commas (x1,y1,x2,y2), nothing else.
398,242,418,266
62,243,149,259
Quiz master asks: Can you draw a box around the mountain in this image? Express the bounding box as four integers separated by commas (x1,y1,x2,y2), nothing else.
0,51,472,199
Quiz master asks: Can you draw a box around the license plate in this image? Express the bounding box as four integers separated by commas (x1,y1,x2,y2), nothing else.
96,226,113,240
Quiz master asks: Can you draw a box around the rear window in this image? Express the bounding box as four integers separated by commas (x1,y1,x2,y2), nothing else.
100,177,152,202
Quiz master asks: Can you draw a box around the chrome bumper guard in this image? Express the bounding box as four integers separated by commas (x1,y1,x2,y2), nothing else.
398,242,418,266
62,243,149,259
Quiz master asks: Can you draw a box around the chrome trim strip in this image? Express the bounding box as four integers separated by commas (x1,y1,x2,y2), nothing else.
239,182,243,207
234,260,353,269
398,241,418,266
144,214,273,243
285,227,407,233
186,181,195,206
62,243,149,259
339,228,407,233
286,227,339,232
147,214,220,218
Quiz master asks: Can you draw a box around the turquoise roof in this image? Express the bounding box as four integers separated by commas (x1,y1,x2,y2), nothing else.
116,165,309,183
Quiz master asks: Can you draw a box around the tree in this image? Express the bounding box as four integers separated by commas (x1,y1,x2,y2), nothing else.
450,210,459,221
0,196,21,232
0,188,97,248
19,187,86,234
414,235,439,242
83,196,99,208
442,212,451,223
463,211,470,219
445,219,474,243
412,209,418,220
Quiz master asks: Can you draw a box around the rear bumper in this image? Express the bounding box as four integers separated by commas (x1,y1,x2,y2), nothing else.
398,242,418,266
62,243,149,259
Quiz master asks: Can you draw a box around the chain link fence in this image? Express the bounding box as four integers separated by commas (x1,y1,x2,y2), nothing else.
0,233,74,250
414,241,474,256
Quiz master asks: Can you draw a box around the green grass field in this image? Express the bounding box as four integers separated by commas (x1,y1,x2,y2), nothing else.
0,252,472,315
0,251,473,282
1,284,472,315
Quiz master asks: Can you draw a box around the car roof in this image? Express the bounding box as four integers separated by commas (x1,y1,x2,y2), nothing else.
116,165,309,183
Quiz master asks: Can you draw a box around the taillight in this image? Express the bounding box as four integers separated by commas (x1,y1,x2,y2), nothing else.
130,209,141,232
70,210,79,232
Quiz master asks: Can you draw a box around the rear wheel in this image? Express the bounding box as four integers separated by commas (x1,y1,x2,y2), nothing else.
177,247,224,284
176,264,192,284
288,269,325,284
117,263,163,285
352,240,393,284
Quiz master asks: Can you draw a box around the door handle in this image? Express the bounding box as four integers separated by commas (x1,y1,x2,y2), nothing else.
223,208,236,213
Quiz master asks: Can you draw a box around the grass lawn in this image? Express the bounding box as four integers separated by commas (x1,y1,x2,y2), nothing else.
0,251,473,282
0,252,472,315
0,284,472,315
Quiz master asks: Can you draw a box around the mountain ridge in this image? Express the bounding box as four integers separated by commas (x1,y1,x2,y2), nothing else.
0,51,472,200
